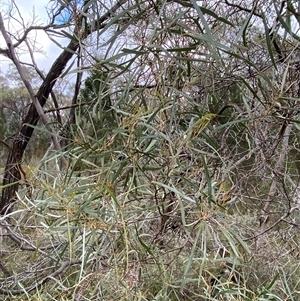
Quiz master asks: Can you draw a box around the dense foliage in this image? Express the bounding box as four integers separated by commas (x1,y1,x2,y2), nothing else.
0,0,300,300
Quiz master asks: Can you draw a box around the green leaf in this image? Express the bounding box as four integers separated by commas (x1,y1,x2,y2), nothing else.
121,47,146,55
61,30,80,43
274,3,300,42
189,0,222,62
262,13,278,70
167,46,197,52
153,181,196,203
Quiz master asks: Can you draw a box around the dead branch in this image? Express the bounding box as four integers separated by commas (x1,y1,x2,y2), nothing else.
0,20,69,58
0,259,82,295
0,220,65,254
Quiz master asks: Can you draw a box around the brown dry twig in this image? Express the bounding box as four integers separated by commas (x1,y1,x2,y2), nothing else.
0,220,65,254
0,259,82,295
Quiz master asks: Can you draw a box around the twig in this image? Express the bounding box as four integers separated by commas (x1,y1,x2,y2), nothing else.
24,40,63,125
0,19,69,58
244,205,300,241
230,146,260,170
43,101,94,113
0,259,82,295
0,220,65,255
224,0,261,17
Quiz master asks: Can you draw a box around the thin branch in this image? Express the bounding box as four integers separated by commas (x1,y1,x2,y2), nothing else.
0,25,57,58
224,0,262,17
260,124,292,227
245,204,300,241
0,259,82,295
0,220,65,255
230,146,260,170
24,40,63,125
43,101,94,113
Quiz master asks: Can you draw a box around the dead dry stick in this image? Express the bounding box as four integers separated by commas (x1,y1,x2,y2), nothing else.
0,259,82,295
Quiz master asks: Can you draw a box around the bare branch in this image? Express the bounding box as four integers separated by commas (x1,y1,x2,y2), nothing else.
0,220,65,255
0,259,82,295
24,39,63,125
245,204,300,241
224,0,262,17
